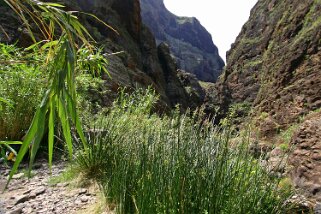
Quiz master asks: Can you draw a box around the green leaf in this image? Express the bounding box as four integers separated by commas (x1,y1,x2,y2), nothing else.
66,91,88,148
40,40,59,50
44,2,65,8
24,40,49,51
0,97,14,109
48,96,56,172
58,97,73,160
0,141,22,145
28,105,48,177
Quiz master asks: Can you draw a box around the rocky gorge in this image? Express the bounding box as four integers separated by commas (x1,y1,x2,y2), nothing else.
1,0,321,212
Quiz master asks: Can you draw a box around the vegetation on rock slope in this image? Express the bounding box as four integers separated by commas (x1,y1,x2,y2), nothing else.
210,0,321,202
215,0,321,136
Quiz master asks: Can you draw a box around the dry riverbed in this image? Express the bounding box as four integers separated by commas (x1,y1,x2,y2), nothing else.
0,161,108,214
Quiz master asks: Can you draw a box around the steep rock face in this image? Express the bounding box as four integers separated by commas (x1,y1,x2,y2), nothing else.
0,0,206,111
211,0,321,201
72,0,207,110
140,0,225,82
157,43,205,109
214,0,321,135
73,0,205,110
111,0,141,42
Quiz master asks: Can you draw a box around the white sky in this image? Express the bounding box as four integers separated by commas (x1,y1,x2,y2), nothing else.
163,0,258,61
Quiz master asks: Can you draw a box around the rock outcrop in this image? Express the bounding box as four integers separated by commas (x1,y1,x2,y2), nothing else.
157,43,205,109
140,0,225,82
77,0,208,110
290,111,321,201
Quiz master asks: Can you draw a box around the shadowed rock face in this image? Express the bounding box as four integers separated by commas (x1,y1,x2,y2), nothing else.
0,0,206,111
72,0,206,110
140,0,225,82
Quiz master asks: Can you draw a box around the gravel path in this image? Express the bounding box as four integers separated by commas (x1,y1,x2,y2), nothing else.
0,161,98,214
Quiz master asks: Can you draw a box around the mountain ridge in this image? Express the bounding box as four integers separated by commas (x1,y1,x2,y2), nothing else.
140,0,225,82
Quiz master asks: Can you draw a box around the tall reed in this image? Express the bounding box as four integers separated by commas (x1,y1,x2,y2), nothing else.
76,88,291,214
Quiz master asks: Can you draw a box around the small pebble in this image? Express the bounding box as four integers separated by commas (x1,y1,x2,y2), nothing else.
33,187,46,196
12,173,24,180
78,188,88,195
14,194,29,205
80,195,89,203
57,182,69,188
7,206,23,214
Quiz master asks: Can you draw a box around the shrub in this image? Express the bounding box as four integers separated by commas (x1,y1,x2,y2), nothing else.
75,73,106,125
75,88,292,214
0,44,45,141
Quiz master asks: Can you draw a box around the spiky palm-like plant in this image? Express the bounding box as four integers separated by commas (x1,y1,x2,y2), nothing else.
2,0,113,187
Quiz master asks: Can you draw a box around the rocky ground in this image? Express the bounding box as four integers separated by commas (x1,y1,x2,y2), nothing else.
1,160,321,214
0,161,108,214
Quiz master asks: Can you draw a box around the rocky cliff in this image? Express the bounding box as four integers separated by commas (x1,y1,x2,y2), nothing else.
213,0,321,201
0,0,206,111
214,0,321,134
140,0,225,82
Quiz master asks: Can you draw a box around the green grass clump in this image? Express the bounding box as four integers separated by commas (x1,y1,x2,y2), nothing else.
75,88,292,214
48,166,78,186
280,125,299,145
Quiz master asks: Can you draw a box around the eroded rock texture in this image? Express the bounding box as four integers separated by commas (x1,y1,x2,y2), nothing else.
211,0,321,201
290,111,321,201
214,0,321,136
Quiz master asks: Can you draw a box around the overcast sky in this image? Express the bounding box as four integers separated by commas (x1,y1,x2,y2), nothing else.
163,0,258,61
